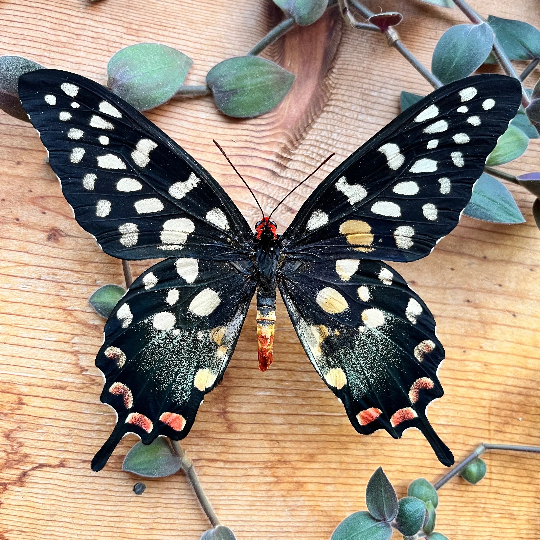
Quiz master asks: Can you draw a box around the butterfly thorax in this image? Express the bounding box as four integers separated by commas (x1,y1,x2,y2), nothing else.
254,217,279,372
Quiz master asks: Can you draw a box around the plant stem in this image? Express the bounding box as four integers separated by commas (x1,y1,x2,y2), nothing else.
520,59,540,82
171,440,220,528
484,166,520,185
122,260,133,288
433,442,540,490
452,0,529,107
248,17,296,56
174,85,211,97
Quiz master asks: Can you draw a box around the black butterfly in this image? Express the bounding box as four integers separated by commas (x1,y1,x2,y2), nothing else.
18,70,521,471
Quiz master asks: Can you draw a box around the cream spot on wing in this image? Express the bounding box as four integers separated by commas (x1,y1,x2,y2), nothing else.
459,87,477,102
307,324,329,358
483,98,495,110
166,289,180,305
427,139,438,149
357,286,370,302
316,287,348,314
99,135,109,145
324,368,347,389
99,101,122,117
451,151,464,167
119,223,139,247
132,138,157,168
467,115,481,126
104,346,126,368
44,94,56,105
96,199,111,217
117,303,133,328
90,115,114,129
68,128,83,140
438,177,451,194
159,218,195,249
335,259,360,281
169,172,200,199
414,340,436,361
189,288,221,316
61,83,79,97
362,308,385,328
371,201,401,217
453,133,470,144
406,298,423,323
59,111,71,121
422,203,438,221
306,210,328,231
194,368,218,391
336,176,367,204
414,104,439,122
134,198,164,214
339,220,374,252
153,311,176,331
206,208,229,230
142,272,158,289
70,147,85,163
423,120,448,134
175,258,199,283
378,268,393,285
378,143,405,170
117,178,142,192
457,105,468,113
410,158,437,173
393,181,419,195
82,173,96,190
394,225,414,249
71,102,80,109
97,154,126,169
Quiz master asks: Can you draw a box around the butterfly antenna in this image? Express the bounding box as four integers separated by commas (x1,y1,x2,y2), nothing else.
268,153,334,219
213,140,265,219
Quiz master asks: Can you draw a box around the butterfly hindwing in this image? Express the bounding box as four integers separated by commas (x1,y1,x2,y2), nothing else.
91,257,256,471
18,69,253,261
278,257,452,465
281,75,522,262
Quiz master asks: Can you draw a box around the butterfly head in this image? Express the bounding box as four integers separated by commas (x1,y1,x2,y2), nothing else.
255,217,278,241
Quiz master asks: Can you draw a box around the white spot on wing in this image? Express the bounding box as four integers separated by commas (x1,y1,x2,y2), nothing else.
90,115,114,130
378,143,405,170
82,173,96,190
68,128,83,140
70,147,85,163
306,210,328,231
132,139,157,168
410,158,437,173
143,272,158,289
423,120,448,134
378,268,393,285
459,87,477,102
96,199,111,217
99,101,122,118
153,312,176,331
457,105,468,113
169,172,200,199
394,225,414,249
362,308,385,328
97,154,126,169
206,208,229,230
71,102,80,109
189,288,221,316
117,178,142,192
166,289,180,305
483,98,495,110
414,104,439,122
335,176,367,204
159,218,195,249
438,177,451,194
335,259,359,281
427,139,438,149
453,133,470,144
451,151,464,167
134,198,164,214
467,116,481,126
59,111,72,121
119,223,139,247
99,135,109,145
61,83,79,97
406,298,423,323
422,203,438,221
44,94,56,105
175,258,199,283
393,181,419,195
117,303,133,328
371,201,401,217
357,286,370,302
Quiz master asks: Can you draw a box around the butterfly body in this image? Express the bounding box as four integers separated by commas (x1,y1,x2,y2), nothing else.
17,69,522,471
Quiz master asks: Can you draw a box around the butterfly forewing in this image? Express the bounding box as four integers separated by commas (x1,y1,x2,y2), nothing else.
91,257,256,471
281,75,522,262
18,69,253,261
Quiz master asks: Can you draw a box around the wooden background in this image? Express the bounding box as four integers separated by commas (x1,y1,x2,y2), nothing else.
1,0,539,538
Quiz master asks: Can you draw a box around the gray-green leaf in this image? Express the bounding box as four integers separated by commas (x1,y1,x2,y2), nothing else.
200,526,237,540
365,467,398,522
400,91,423,112
432,23,494,84
108,43,193,111
460,457,487,484
423,501,436,535
487,15,540,61
89,284,126,318
407,478,438,509
0,56,44,121
273,0,328,26
486,124,529,166
426,534,450,540
207,56,294,118
123,438,182,477
463,173,524,224
511,106,539,139
331,511,393,540
394,497,426,537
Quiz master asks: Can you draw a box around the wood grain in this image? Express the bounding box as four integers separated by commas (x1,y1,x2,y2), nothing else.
1,0,540,538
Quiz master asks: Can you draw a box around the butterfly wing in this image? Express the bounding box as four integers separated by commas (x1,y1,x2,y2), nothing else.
278,258,451,465
18,69,253,261
281,74,522,262
92,257,256,471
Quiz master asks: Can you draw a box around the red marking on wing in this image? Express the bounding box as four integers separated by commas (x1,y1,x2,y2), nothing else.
109,382,133,408
390,407,418,427
159,412,186,432
358,407,382,426
126,412,153,433
409,377,435,404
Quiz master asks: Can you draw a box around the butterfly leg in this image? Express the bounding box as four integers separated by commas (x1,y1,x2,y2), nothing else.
257,289,276,372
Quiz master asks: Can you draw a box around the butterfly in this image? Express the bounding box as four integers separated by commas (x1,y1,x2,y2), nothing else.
18,69,521,471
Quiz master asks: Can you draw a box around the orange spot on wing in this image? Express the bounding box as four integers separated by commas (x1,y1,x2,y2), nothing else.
409,377,435,403
358,407,382,426
125,412,153,433
159,412,186,432
109,382,133,409
390,407,418,427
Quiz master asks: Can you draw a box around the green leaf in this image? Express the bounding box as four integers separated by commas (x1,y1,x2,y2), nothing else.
417,0,454,7
487,15,540,61
0,56,44,121
207,56,294,118
365,467,398,521
407,478,438,509
394,497,426,537
486,124,529,166
533,198,540,230
200,525,237,540
460,457,487,484
89,284,126,318
331,511,393,540
432,23,494,84
400,91,423,112
426,534,450,540
512,107,539,139
123,438,182,478
423,501,436,535
107,43,193,111
464,173,525,224
517,172,540,197
273,0,328,25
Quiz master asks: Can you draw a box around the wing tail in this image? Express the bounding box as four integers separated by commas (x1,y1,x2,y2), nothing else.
417,412,454,466
91,420,127,472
